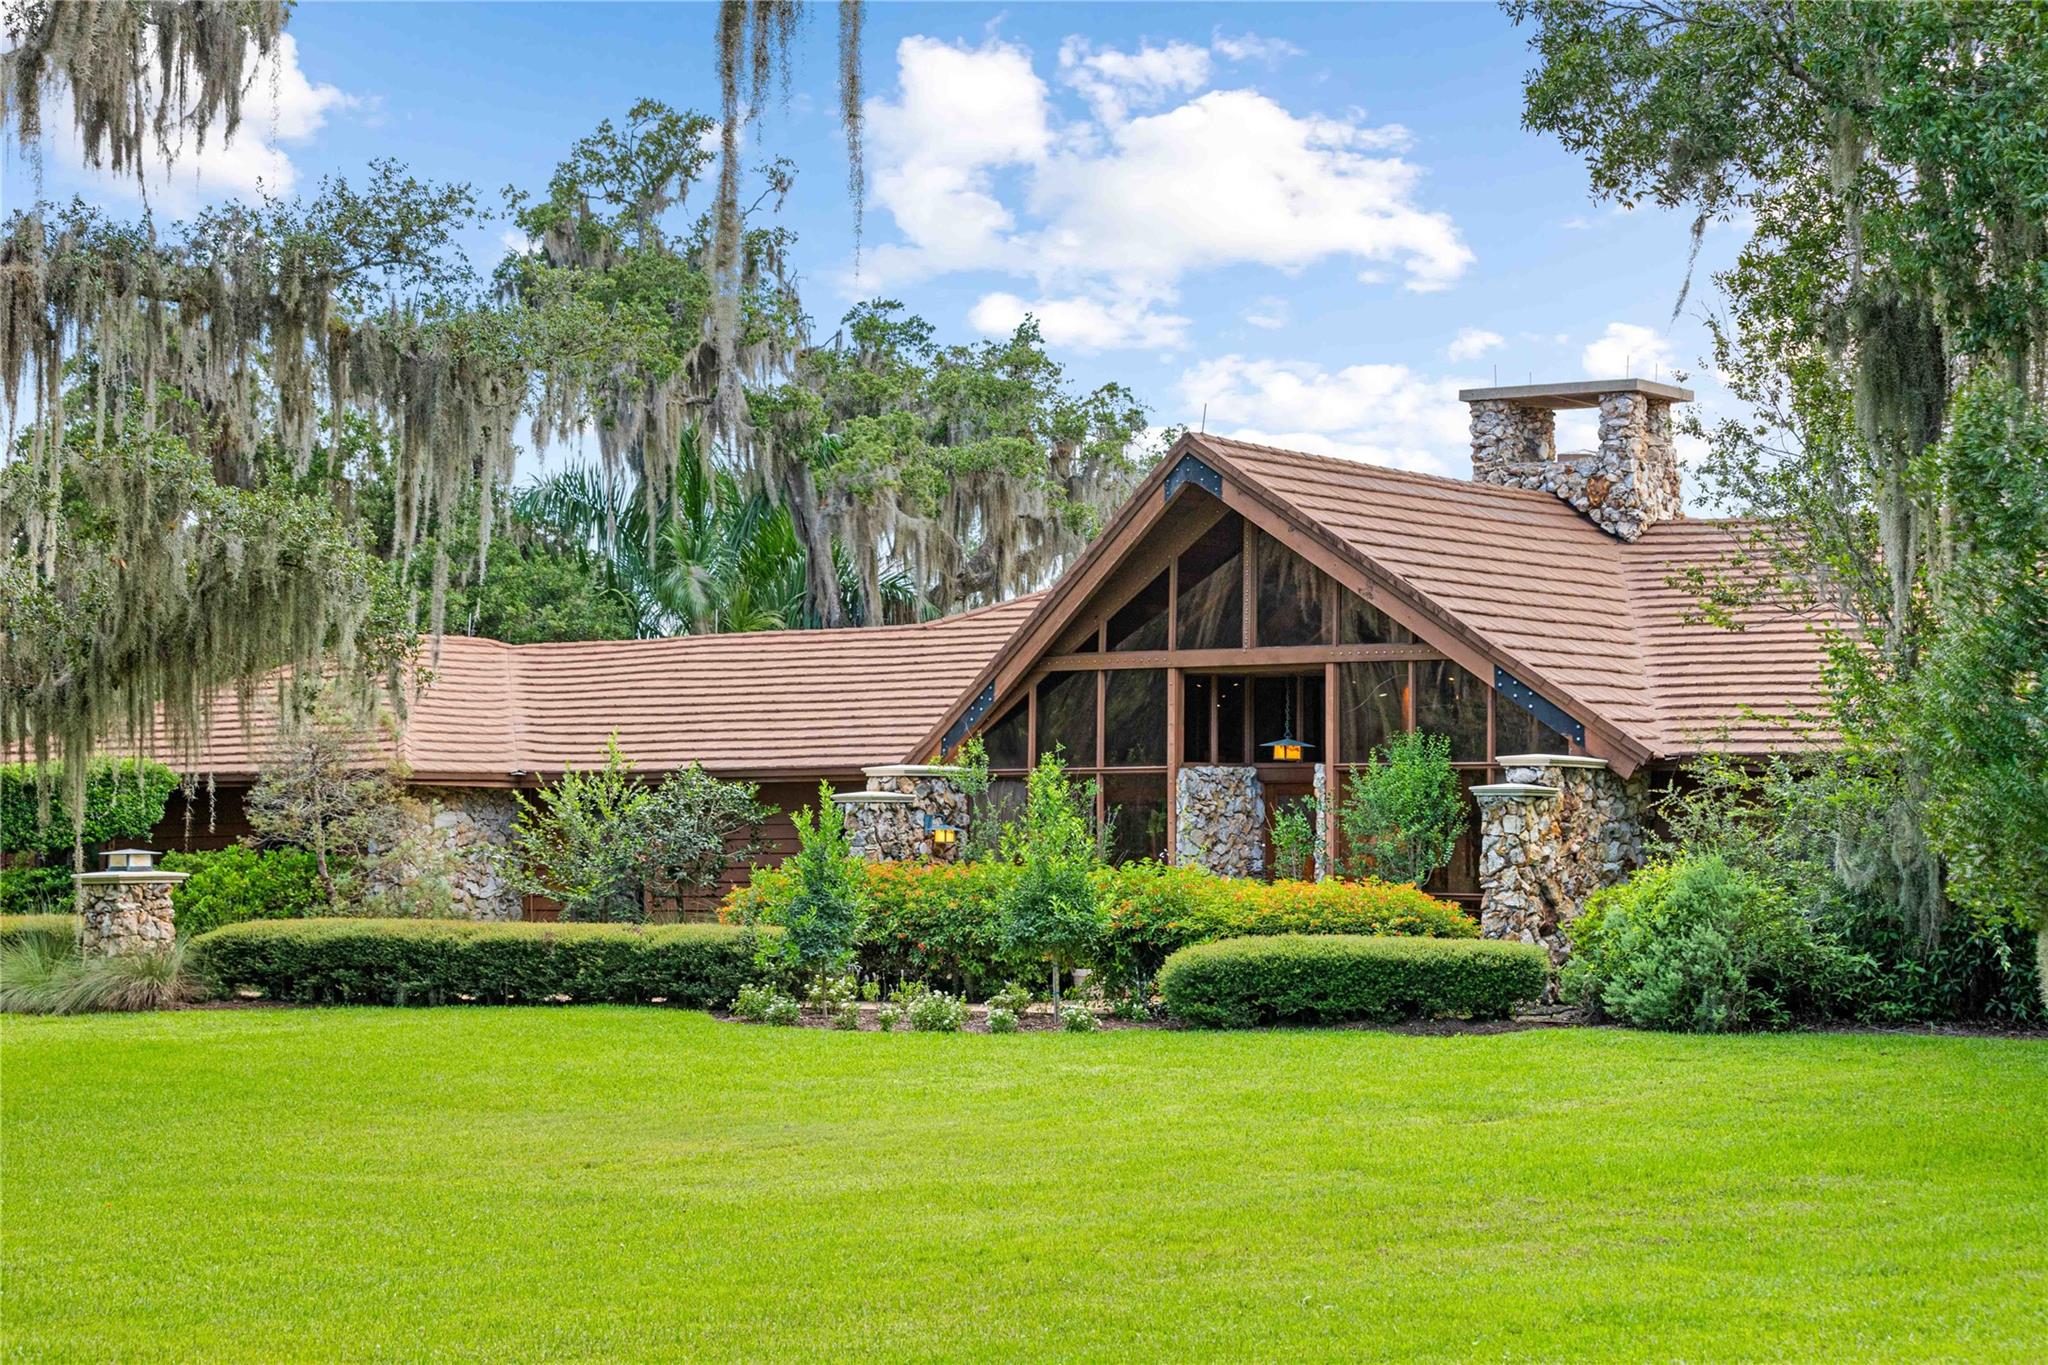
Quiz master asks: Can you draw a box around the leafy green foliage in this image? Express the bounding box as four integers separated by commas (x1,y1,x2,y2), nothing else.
500,735,764,922
1514,1,2048,955
724,858,1475,999
0,758,178,859
1338,731,1463,885
906,986,966,1033
0,866,71,915
189,919,779,1007
999,755,1102,1011
161,847,324,938
760,784,866,980
1269,796,1319,882
1563,858,1863,1032
1158,934,1548,1029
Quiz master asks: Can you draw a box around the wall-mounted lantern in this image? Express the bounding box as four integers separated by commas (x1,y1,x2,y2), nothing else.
923,812,962,848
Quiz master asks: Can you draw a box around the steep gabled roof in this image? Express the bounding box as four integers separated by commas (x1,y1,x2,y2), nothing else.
913,433,1833,771
161,595,1041,784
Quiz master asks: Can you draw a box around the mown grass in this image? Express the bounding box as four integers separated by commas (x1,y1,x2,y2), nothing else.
3,1010,2043,1361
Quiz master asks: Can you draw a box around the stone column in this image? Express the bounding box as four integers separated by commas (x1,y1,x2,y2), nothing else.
835,765,971,862
1175,766,1266,877
74,867,189,956
1312,761,1334,881
1474,754,1646,965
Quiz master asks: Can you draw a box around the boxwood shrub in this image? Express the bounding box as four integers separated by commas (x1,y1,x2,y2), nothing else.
190,919,782,1007
723,859,1473,997
1157,934,1550,1028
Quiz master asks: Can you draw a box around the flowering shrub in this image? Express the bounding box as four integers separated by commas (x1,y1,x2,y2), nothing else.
724,859,1471,996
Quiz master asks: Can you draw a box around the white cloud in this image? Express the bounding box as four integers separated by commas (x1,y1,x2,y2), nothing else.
1058,37,1210,123
1179,354,1474,477
860,34,1472,344
1582,322,1678,379
1211,30,1304,65
970,289,1189,351
1243,296,1290,330
1445,327,1503,362
43,33,353,211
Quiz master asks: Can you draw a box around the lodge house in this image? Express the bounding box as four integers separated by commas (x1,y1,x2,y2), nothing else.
155,379,1826,959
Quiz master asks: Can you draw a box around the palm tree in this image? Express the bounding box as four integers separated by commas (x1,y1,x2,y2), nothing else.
514,428,918,636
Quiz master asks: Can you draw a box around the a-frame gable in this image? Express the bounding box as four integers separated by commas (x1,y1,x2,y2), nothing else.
910,433,1653,774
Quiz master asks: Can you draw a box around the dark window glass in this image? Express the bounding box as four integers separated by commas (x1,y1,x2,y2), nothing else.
1176,515,1243,650
1415,660,1488,762
1036,671,1096,765
1214,675,1249,764
1102,670,1168,766
1339,662,1407,760
1493,697,1573,757
1255,532,1327,646
1182,674,1213,763
1253,674,1323,760
975,777,1027,841
982,699,1028,770
1107,571,1169,652
1423,773,1483,898
1338,591,1415,645
1102,773,1169,866
1073,632,1099,653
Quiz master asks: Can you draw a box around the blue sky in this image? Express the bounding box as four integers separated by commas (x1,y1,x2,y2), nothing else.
3,2,1744,494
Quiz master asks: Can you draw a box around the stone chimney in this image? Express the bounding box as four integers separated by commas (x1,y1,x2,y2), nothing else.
1459,378,1691,541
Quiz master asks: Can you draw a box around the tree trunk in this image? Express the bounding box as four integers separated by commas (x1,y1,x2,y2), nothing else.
1049,962,1061,1021
780,461,845,628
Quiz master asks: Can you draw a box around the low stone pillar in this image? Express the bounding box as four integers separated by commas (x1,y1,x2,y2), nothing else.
74,853,189,957
1175,765,1266,877
1474,754,1646,965
835,765,970,862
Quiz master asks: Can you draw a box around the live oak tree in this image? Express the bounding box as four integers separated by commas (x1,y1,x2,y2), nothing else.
1513,1,2048,960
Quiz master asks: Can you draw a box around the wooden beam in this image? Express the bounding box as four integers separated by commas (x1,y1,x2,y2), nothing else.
1040,644,1444,672
1165,665,1181,866
1323,659,1340,875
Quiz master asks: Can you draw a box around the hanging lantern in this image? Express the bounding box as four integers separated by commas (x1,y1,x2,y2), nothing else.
1259,687,1315,763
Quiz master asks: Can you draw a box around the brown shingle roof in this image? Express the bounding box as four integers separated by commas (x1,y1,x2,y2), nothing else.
165,596,1041,784
1191,435,1832,758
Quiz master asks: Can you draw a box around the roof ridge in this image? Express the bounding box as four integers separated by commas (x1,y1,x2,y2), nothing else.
1193,434,1566,503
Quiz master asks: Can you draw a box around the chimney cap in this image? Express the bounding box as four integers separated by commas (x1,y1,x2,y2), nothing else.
1458,377,1693,409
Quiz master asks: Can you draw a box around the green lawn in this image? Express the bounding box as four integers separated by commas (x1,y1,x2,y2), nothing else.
4,1011,2043,1361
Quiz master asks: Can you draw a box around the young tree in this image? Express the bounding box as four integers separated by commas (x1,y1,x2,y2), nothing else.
501,736,651,921
245,712,412,910
1000,753,1103,1018
1339,731,1463,887
767,784,866,984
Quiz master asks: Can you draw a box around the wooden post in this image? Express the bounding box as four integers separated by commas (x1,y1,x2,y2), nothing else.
1324,659,1340,876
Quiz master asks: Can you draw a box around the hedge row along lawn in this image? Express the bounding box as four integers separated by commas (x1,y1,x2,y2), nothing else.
5,1010,2042,1360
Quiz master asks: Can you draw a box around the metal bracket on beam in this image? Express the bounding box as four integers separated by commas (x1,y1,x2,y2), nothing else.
942,682,997,754
1494,667,1586,746
1163,453,1223,502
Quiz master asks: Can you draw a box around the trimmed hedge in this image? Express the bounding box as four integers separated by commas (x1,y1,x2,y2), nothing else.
162,846,325,936
0,913,77,953
723,859,1473,997
1158,934,1550,1028
190,919,782,1007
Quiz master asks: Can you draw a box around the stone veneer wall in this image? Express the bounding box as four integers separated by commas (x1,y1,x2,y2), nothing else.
76,874,184,955
1470,390,1681,541
1312,762,1333,881
1475,756,1647,965
1176,766,1266,877
842,767,970,862
362,787,524,921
